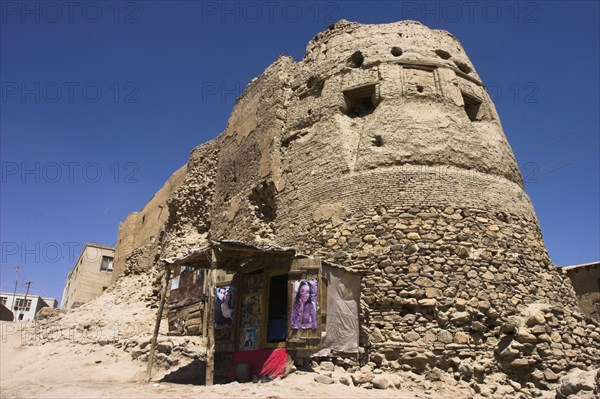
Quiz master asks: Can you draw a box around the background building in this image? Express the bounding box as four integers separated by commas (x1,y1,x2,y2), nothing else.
61,243,115,309
564,261,600,320
0,293,58,321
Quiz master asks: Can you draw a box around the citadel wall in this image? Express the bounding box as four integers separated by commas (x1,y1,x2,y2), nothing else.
565,262,600,319
112,165,187,283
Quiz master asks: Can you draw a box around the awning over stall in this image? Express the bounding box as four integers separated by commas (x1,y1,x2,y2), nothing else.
162,240,295,271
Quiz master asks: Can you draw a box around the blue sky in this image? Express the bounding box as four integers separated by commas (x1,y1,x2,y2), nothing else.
1,1,599,302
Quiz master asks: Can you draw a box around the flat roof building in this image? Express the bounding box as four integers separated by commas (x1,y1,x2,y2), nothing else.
61,243,115,309
0,292,58,321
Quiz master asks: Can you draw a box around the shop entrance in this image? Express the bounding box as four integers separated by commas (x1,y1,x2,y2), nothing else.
266,274,287,344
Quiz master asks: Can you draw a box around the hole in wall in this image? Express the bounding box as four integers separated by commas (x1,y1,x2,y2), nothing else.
307,109,312,115
461,92,482,122
417,85,424,93
281,131,308,148
391,47,403,57
301,76,324,98
348,51,364,68
372,135,384,147
454,60,472,74
435,49,451,60
249,181,277,223
343,84,378,118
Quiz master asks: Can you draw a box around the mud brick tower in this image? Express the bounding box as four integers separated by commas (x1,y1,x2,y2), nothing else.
119,20,599,387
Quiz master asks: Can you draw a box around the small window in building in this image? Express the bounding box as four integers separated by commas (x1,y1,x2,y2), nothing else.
14,298,32,311
0,296,7,306
100,256,114,272
461,92,482,122
343,84,378,118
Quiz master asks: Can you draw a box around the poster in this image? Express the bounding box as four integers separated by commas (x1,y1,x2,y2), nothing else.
243,273,263,294
215,285,235,326
170,275,180,290
290,279,318,330
241,294,261,327
240,327,259,351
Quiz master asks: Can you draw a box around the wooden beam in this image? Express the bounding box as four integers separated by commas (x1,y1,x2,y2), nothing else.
145,265,171,383
201,269,208,338
205,249,217,386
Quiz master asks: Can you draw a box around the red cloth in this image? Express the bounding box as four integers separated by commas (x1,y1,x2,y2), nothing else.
227,348,288,381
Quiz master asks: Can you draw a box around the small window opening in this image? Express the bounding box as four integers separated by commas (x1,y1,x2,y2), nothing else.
416,85,424,93
343,84,378,118
454,60,472,74
307,109,312,115
462,93,482,122
347,51,364,68
435,49,451,60
391,47,403,57
372,135,384,147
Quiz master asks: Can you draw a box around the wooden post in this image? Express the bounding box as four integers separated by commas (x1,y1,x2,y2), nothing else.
205,249,217,386
201,269,209,338
145,264,171,383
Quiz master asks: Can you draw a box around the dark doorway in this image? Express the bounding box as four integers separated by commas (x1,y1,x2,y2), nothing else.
267,274,287,343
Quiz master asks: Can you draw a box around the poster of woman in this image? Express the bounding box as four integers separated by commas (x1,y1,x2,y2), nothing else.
215,285,235,326
291,279,317,330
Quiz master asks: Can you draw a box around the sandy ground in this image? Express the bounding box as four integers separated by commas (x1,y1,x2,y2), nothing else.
0,273,563,399
0,320,451,399
0,271,454,399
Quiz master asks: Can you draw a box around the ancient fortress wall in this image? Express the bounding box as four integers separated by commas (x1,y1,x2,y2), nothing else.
112,164,187,282
116,20,599,386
